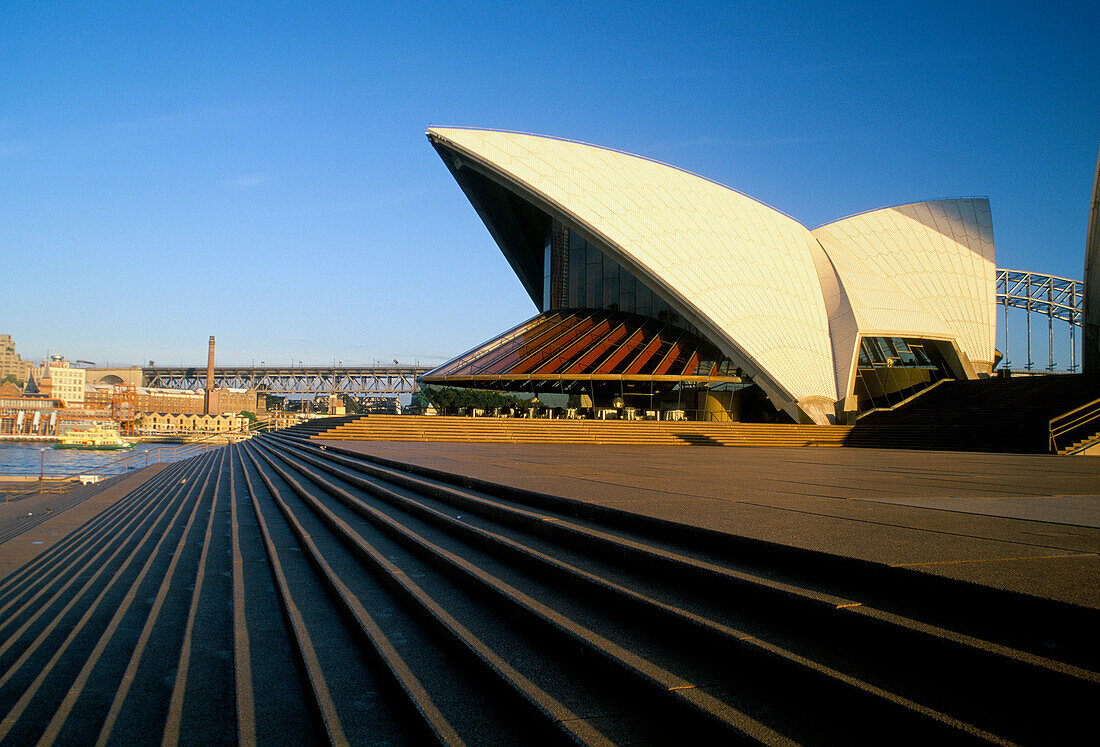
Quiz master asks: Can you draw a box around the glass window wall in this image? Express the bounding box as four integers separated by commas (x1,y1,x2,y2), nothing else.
545,226,695,334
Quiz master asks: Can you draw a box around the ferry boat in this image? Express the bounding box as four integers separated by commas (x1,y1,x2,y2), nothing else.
54,424,134,451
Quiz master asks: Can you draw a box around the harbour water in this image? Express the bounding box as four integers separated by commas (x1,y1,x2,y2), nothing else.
0,441,176,478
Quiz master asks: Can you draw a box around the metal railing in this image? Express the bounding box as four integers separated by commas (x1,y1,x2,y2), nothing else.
49,426,260,482
1049,396,1100,455
0,439,223,505
855,378,953,420
61,441,220,481
6,426,268,498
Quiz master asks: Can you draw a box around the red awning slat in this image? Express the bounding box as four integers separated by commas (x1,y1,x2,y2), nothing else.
422,309,737,388
482,313,595,375
623,334,666,375
563,319,634,374
595,324,651,374
683,351,701,376
445,312,566,376
651,331,690,376
466,312,577,374
526,313,633,376
508,314,610,375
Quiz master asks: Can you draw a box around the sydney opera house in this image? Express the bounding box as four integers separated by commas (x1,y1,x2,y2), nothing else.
423,127,997,426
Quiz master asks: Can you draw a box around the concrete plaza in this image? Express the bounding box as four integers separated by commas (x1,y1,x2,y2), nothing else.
321,441,1100,609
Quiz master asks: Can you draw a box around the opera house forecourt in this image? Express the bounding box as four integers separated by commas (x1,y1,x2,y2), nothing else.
424,127,997,426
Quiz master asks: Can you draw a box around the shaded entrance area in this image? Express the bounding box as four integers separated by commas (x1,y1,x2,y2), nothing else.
848,373,1100,453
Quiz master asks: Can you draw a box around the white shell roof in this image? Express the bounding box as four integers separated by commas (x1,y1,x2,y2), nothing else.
812,199,996,371
811,226,960,398
428,127,999,422
428,127,838,414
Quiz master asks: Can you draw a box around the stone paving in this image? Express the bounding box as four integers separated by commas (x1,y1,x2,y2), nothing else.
320,441,1100,608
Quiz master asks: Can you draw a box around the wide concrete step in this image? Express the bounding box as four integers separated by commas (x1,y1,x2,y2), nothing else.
1,436,1097,743
302,415,852,447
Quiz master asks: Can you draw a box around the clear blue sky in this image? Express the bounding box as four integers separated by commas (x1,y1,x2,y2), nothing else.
3,1,1097,367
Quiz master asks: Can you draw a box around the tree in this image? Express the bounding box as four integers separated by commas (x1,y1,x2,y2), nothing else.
339,394,364,414
413,385,537,415
409,388,433,412
1,374,23,388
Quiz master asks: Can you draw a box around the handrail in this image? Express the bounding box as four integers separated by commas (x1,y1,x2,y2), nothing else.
48,430,245,482
1049,395,1100,454
855,378,953,420
52,443,209,482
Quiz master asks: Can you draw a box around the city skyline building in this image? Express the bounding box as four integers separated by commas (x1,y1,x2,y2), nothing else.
0,334,32,385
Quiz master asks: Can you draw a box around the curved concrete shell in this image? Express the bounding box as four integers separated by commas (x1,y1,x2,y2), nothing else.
807,234,958,412
428,127,837,422
813,199,997,374
1084,148,1100,374
428,127,997,424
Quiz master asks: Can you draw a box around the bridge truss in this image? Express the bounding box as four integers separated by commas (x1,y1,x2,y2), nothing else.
996,269,1083,372
143,366,432,398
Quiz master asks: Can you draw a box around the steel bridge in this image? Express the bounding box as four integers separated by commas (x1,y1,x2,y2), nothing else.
996,269,1084,372
138,269,1085,394
143,365,432,397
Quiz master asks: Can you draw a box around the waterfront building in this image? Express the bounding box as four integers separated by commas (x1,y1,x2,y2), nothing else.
141,412,246,433
0,385,64,436
327,393,346,415
424,128,997,424
83,384,263,415
33,356,86,408
218,386,264,414
85,385,203,413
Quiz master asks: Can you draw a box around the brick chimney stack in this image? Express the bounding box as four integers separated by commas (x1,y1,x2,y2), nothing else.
204,336,217,415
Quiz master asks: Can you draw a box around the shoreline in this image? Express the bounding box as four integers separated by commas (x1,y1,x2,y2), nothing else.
0,434,248,445
0,475,75,482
